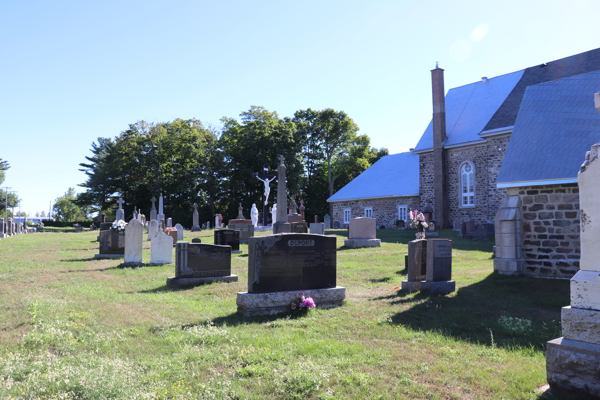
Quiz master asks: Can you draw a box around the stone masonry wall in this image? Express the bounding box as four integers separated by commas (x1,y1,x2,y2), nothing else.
331,196,420,228
507,184,580,278
419,135,510,227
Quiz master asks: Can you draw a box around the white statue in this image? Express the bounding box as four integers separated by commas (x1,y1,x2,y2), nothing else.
271,204,277,224
255,175,277,205
251,204,259,227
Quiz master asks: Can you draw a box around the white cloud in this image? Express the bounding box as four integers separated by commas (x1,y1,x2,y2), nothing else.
469,24,489,42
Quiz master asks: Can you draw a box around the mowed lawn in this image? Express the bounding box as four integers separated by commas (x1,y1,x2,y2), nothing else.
0,229,568,400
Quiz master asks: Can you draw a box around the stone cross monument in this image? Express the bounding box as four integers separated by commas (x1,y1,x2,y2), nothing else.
273,155,291,234
192,203,200,231
116,198,125,221
546,142,600,398
252,163,278,226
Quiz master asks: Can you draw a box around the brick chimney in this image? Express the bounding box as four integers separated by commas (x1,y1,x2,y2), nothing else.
431,64,447,228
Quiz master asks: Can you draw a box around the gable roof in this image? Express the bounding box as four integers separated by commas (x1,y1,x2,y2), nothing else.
414,71,523,151
415,47,600,152
327,152,419,202
497,70,600,187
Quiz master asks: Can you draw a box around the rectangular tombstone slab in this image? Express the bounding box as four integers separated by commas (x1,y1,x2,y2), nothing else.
237,286,346,316
248,234,337,293
287,214,303,223
167,218,172,228
407,239,427,281
324,215,330,230
310,223,324,235
99,230,125,255
562,306,600,345
229,224,253,244
348,217,376,239
175,242,232,278
214,229,240,251
165,230,177,245
272,222,291,234
571,270,600,310
426,239,452,282
175,223,184,241
151,232,173,264
147,220,159,241
579,143,600,272
124,219,144,265
290,222,308,233
546,337,600,399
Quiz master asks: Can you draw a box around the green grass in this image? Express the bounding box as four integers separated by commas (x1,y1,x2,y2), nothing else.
0,229,567,399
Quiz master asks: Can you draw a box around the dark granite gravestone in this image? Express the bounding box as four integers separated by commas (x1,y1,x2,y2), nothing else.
100,222,113,231
426,239,452,281
95,230,125,258
472,223,489,242
167,242,238,287
214,229,240,251
192,238,201,243
248,234,337,293
290,222,308,233
396,220,405,229
483,222,495,236
333,220,341,229
407,239,427,281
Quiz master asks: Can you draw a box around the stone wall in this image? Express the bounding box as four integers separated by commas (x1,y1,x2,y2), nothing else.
507,184,580,278
331,196,420,228
419,135,510,227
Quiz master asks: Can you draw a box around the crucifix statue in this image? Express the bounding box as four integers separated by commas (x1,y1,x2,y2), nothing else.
252,163,278,226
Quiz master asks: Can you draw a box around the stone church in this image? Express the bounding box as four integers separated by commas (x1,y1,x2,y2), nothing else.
328,47,600,278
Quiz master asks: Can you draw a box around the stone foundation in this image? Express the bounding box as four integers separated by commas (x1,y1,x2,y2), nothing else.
343,239,381,248
330,196,419,229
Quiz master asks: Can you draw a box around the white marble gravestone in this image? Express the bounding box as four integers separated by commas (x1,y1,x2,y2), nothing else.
147,219,159,241
324,214,331,230
167,218,172,228
124,219,144,265
547,142,600,398
175,223,184,241
151,232,173,264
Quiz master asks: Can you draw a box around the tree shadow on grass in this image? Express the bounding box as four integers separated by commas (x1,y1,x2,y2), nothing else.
136,285,195,294
381,272,568,351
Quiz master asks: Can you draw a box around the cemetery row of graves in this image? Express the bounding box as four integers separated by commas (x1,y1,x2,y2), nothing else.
4,154,594,399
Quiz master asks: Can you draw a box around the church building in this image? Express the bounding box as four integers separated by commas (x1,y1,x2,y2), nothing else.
328,47,600,278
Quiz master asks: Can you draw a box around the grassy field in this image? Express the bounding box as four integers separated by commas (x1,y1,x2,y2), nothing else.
0,229,568,399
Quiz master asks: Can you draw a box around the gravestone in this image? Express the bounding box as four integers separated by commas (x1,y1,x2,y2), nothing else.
229,224,254,244
272,155,291,234
402,238,455,294
7,218,13,235
215,214,221,229
167,242,237,288
344,217,381,248
396,220,405,229
237,233,346,316
310,222,324,235
248,234,337,293
151,232,173,265
237,202,245,219
116,198,125,221
472,223,489,242
100,222,112,231
0,218,4,238
290,222,308,233
214,229,240,253
157,193,164,224
287,213,303,223
96,230,125,258
547,143,600,398
123,219,144,266
192,203,200,231
228,219,252,225
167,218,172,228
165,229,177,245
251,204,259,227
299,200,305,221
175,223,184,241
461,219,477,239
314,215,319,223
191,238,201,243
150,196,157,222
147,219,159,241
324,214,330,230
333,220,341,229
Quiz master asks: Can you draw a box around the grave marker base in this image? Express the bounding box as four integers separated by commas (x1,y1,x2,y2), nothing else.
236,286,346,317
167,275,238,288
343,239,381,248
94,254,124,259
401,280,456,295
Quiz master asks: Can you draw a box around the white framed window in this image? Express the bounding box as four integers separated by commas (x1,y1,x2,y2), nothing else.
364,207,372,218
397,205,408,221
460,161,475,207
343,208,352,224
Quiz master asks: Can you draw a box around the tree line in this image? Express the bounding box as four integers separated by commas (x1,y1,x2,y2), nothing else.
76,106,388,227
0,158,20,218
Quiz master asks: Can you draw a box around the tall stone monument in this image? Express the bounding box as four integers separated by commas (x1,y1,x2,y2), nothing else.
493,196,523,274
116,198,125,221
546,143,600,398
157,193,165,225
192,203,200,231
150,196,157,222
272,155,291,234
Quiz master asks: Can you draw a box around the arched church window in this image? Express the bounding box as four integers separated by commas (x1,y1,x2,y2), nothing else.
460,162,475,207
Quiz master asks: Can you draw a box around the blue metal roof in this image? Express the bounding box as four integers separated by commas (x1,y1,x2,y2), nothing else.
327,152,420,202
497,70,600,186
414,70,524,151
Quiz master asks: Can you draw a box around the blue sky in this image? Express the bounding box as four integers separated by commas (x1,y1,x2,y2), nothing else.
1,0,598,216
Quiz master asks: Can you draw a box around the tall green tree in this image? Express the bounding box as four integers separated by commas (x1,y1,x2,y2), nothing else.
0,158,9,185
53,188,84,222
221,106,301,219
0,159,18,217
